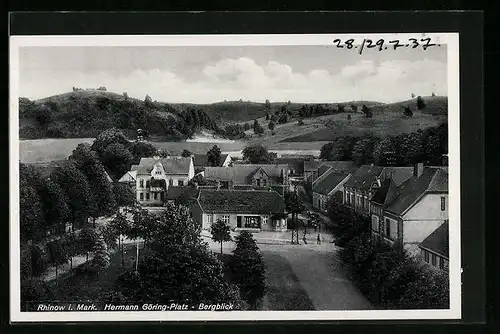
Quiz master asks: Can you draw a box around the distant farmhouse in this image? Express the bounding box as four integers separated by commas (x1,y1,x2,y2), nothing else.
190,189,287,232
369,164,449,254
119,156,195,205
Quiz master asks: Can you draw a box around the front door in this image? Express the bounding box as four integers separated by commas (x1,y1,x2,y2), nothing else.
237,216,242,228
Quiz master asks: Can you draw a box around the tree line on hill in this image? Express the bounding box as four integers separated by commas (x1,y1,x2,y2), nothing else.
327,199,449,309
319,123,448,166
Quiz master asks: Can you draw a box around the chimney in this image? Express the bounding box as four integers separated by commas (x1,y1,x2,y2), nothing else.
413,163,424,178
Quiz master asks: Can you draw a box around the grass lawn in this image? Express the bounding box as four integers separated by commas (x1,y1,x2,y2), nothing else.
48,245,139,301
261,252,315,310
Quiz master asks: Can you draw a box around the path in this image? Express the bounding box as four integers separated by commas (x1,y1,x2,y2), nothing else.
202,232,372,311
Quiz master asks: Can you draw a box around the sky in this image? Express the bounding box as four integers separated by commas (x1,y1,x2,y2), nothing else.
19,45,447,104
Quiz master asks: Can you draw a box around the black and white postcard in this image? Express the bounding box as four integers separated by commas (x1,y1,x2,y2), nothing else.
10,33,460,322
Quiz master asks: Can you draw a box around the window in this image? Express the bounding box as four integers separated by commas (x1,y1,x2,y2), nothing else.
207,214,213,225
178,180,184,186
424,250,429,263
390,220,398,240
262,179,267,186
371,216,379,232
153,192,158,200
441,196,446,211
439,258,445,270
244,216,260,228
146,193,150,200
385,218,390,236
140,179,144,188
262,216,268,226
221,215,230,225
146,180,150,188
169,179,173,186
140,193,144,201
155,170,161,175
431,253,437,266
256,179,261,186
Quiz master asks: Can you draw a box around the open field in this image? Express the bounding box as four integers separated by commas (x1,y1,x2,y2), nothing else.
19,138,95,163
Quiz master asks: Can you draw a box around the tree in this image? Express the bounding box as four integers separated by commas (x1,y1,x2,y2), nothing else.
284,191,304,244
403,106,413,117
52,161,95,229
188,173,207,187
19,164,45,242
351,104,358,113
123,92,128,100
361,105,373,118
265,113,270,121
70,143,117,224
211,219,232,254
253,120,264,135
347,114,352,120
319,136,356,161
29,245,48,278
91,128,131,159
268,121,276,131
46,239,68,283
230,231,266,309
109,212,131,268
102,143,134,181
373,137,399,166
181,149,192,157
243,123,251,131
264,99,271,112
337,104,345,113
431,92,436,97
130,141,157,163
38,177,70,235
92,234,111,272
352,134,380,166
242,145,276,164
416,96,426,110
63,232,84,271
112,182,136,209
207,145,222,167
411,93,416,98
144,94,153,106
79,227,99,270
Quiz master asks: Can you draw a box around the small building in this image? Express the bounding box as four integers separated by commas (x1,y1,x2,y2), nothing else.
312,169,351,212
344,165,414,216
203,164,289,189
119,156,195,206
192,153,232,169
419,221,449,271
369,164,449,254
190,189,287,232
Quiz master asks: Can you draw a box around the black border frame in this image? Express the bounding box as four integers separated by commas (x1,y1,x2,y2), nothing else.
5,11,485,330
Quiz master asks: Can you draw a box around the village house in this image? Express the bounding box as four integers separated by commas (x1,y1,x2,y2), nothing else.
203,164,289,192
192,153,232,170
312,169,351,212
304,160,356,184
343,165,414,216
369,164,449,254
190,189,287,232
118,156,195,206
419,221,449,271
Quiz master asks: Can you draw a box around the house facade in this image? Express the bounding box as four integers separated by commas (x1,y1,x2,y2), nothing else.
369,164,449,254
312,169,351,212
419,221,449,271
119,156,195,206
190,189,287,232
344,165,414,216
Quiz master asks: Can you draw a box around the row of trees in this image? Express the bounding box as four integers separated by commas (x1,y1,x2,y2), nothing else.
319,123,448,166
327,199,449,309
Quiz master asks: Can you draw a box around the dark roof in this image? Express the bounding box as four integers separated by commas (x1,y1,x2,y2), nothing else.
304,160,356,173
371,178,399,206
344,165,384,189
313,170,350,196
419,221,449,259
166,186,199,200
344,165,414,190
198,189,285,214
385,167,448,215
132,157,192,175
204,164,286,184
193,154,229,167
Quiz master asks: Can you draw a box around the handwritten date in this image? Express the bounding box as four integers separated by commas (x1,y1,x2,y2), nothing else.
332,38,439,54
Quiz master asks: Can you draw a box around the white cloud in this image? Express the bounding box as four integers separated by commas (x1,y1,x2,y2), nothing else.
20,57,447,103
